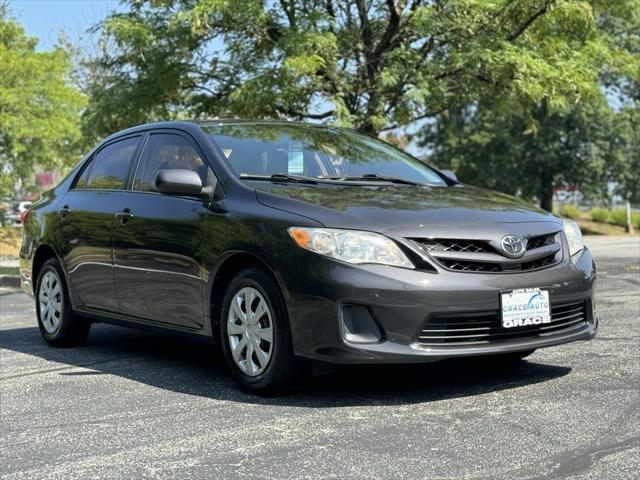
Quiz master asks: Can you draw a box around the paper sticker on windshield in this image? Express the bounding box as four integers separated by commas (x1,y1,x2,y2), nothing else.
288,149,304,174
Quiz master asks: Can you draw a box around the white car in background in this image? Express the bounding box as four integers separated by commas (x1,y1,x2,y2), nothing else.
18,201,33,225
18,201,32,214
5,200,33,226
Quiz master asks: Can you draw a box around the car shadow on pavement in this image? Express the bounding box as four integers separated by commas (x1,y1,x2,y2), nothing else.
0,323,572,407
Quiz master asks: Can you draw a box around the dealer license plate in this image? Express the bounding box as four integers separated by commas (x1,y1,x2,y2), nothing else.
501,288,551,329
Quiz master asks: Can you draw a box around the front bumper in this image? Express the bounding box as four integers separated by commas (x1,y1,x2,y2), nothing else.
281,247,597,364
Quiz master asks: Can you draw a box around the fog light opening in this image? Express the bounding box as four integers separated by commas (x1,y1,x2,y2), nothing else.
340,304,383,344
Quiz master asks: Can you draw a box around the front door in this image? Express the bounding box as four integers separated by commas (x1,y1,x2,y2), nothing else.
113,132,214,329
60,135,142,312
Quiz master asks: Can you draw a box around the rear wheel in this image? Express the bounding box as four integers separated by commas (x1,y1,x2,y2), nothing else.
219,267,302,394
36,258,90,347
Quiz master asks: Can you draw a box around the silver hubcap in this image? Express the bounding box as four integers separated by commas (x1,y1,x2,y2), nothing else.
227,287,274,376
39,270,63,334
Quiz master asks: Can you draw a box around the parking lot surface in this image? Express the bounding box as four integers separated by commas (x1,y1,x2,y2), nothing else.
1,236,638,479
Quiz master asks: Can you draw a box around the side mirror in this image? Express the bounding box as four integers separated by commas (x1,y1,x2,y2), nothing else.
155,169,203,196
440,169,458,182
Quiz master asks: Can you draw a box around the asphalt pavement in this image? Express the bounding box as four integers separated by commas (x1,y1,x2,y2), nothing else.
1,236,638,479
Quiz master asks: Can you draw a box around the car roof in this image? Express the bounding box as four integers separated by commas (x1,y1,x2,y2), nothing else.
104,119,332,141
196,119,329,128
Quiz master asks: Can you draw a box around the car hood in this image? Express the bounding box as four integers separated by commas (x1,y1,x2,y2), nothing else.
254,183,561,232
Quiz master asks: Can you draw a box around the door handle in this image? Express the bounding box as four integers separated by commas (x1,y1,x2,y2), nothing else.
57,206,70,218
115,208,134,224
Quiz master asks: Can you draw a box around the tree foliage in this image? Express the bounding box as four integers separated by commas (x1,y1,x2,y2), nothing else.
419,0,639,211
420,99,627,211
0,6,86,197
610,106,640,205
83,0,604,140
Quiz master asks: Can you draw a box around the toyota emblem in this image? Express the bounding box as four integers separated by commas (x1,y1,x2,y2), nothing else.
500,235,525,258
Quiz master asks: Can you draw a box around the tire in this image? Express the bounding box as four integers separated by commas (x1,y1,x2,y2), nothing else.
219,267,302,394
35,258,90,347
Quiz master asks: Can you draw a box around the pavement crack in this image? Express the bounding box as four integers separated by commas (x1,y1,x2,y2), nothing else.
529,436,640,480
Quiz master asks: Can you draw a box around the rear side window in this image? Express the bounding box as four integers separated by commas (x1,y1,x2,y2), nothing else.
133,133,214,192
75,136,140,190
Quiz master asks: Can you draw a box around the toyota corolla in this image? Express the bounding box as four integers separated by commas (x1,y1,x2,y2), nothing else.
20,120,597,393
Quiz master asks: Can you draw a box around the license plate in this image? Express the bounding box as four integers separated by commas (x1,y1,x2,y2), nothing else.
501,288,551,329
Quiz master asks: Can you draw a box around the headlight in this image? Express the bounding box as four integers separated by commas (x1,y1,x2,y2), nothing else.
288,227,414,268
563,220,584,257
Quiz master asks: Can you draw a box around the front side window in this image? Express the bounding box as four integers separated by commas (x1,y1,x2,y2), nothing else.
202,123,446,185
76,136,140,190
133,133,214,192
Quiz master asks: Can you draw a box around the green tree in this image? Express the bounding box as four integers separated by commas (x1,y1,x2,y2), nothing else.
598,0,640,207
418,0,639,211
84,0,603,140
0,6,86,197
610,106,640,205
420,98,622,211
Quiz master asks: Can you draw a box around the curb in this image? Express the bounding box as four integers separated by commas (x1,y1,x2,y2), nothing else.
0,275,21,288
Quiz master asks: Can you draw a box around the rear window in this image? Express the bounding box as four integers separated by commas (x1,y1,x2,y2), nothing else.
75,136,140,190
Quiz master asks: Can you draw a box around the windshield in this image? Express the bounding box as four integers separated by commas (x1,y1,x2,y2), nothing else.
203,123,446,186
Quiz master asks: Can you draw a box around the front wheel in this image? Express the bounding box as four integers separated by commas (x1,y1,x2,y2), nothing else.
219,268,302,394
35,258,90,347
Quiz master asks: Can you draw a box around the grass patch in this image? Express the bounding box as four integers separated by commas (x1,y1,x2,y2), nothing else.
610,208,640,229
558,204,581,219
589,207,610,223
587,207,640,231
0,227,21,257
577,219,628,236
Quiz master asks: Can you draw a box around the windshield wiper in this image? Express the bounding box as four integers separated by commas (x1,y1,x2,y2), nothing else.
318,173,428,186
240,173,318,184
241,172,431,187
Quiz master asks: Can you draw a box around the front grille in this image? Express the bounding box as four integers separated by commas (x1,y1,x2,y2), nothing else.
526,233,555,250
415,234,556,256
418,302,587,345
411,231,561,274
417,239,493,254
438,259,502,273
437,252,558,273
520,253,557,271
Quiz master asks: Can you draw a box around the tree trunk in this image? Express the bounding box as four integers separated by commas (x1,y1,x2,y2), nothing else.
539,172,554,212
626,201,635,234
358,119,378,136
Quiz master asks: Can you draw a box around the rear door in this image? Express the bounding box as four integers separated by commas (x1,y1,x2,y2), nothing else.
59,135,142,312
112,131,214,329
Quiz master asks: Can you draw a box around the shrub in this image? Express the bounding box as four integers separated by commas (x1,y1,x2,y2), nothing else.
589,208,610,224
610,208,640,229
559,204,581,219
610,208,628,227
